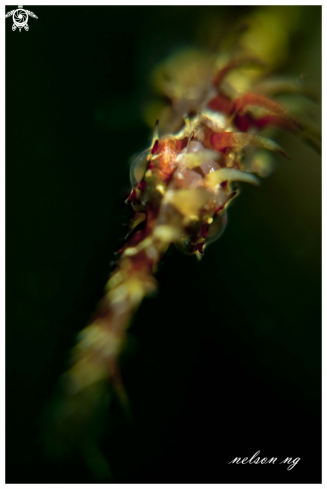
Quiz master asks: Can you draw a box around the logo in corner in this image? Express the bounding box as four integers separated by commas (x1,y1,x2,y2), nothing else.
5,5,38,32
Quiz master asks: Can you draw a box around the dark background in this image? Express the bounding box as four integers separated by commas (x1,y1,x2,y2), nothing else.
6,6,321,483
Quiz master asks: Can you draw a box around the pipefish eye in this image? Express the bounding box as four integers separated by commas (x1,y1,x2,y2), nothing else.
130,148,151,187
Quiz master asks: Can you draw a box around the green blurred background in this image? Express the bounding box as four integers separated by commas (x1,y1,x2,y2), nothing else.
6,6,321,483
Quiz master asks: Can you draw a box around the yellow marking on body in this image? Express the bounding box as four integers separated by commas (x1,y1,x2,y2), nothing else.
151,153,162,161
123,247,138,257
156,185,165,195
105,271,126,291
153,225,181,243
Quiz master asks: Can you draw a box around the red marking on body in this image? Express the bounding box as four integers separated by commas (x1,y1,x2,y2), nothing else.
234,113,254,132
255,115,298,131
215,205,224,215
233,92,288,116
201,224,209,238
194,242,205,254
232,93,303,131
202,127,233,155
156,137,189,182
173,137,189,152
128,188,137,203
151,139,159,154
138,180,147,191
208,95,233,114
210,131,237,151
